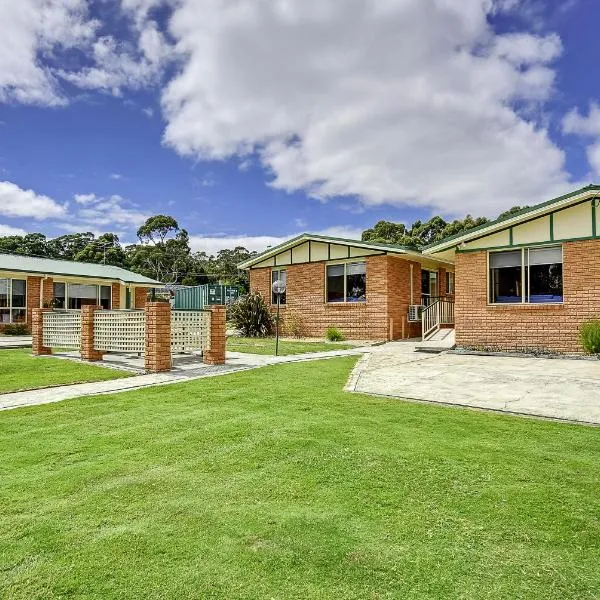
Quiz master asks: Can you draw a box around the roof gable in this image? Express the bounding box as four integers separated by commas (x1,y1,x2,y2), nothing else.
423,184,600,254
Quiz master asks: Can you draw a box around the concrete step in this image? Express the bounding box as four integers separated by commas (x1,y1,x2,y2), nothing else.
415,328,455,353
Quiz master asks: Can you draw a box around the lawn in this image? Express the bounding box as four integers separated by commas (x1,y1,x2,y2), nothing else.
0,349,130,394
227,335,354,355
1,357,599,599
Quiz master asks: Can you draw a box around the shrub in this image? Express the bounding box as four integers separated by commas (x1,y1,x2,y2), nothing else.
283,310,305,338
580,320,600,354
3,323,29,335
228,292,273,337
326,327,344,342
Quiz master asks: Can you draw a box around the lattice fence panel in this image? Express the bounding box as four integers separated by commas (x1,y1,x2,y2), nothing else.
171,310,211,353
43,311,82,348
94,310,146,353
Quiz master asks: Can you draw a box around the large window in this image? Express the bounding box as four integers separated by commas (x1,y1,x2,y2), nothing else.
327,262,366,303
53,283,112,310
0,278,27,324
271,269,287,304
489,247,563,304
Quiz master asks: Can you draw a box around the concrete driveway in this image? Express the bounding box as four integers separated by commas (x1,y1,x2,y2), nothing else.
348,342,600,425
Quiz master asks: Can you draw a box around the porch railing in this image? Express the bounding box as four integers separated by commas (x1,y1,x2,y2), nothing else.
422,298,455,341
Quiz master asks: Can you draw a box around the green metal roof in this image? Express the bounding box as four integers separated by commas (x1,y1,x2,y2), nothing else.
0,252,161,285
423,184,600,254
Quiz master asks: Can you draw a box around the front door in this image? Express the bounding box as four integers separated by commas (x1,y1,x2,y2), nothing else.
421,270,438,306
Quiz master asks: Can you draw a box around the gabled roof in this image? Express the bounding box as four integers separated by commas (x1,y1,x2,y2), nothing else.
238,233,452,269
423,184,600,255
0,252,162,286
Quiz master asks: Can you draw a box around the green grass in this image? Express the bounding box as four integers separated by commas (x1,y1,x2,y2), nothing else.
1,357,600,599
0,349,131,394
227,335,354,355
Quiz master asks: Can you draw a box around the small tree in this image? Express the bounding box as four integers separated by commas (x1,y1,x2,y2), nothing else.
228,292,273,337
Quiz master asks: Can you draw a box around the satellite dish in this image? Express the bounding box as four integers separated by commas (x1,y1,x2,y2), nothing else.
272,279,286,295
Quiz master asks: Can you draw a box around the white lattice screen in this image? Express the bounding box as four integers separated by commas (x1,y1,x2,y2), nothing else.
42,311,82,348
171,310,211,353
94,310,146,353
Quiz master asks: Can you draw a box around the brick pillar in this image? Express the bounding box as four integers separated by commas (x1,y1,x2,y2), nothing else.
145,302,172,373
111,283,121,309
32,308,52,355
203,306,226,365
135,287,148,309
80,305,104,361
41,277,54,307
438,267,447,298
27,276,42,331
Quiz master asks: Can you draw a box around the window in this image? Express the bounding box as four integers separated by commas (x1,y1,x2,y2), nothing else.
489,247,563,304
100,285,112,309
0,278,27,324
327,262,366,303
62,283,112,310
446,272,455,295
53,282,66,309
271,269,287,304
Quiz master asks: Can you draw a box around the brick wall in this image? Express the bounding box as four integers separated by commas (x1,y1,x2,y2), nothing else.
249,255,424,341
26,276,42,331
134,287,148,309
112,283,121,309
455,239,600,353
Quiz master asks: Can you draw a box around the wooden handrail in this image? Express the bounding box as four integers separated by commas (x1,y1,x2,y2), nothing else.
422,298,454,340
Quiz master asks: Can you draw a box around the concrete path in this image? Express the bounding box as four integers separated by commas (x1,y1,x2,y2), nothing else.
347,341,600,425
0,335,32,349
0,347,366,411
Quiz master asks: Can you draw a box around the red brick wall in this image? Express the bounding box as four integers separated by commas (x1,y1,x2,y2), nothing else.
134,287,147,309
26,276,42,331
249,255,424,341
112,283,121,309
455,240,600,353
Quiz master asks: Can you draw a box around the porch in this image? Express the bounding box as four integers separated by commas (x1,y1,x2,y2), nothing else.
415,296,456,352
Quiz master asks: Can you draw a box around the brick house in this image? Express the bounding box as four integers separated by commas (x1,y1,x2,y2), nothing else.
423,184,600,353
0,253,160,332
239,234,454,341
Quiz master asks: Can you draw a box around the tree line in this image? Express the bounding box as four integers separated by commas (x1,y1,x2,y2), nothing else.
361,206,527,248
0,206,528,288
0,215,255,289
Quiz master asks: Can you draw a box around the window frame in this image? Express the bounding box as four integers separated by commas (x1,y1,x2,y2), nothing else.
487,245,564,306
0,277,27,324
271,268,287,305
53,281,112,311
325,260,367,304
446,272,455,295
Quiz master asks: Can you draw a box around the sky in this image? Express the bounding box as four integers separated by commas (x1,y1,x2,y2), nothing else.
0,0,599,255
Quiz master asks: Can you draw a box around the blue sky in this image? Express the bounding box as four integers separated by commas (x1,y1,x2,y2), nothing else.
0,0,598,254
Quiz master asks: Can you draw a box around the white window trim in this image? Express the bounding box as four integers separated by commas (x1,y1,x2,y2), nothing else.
53,281,112,310
271,268,287,305
0,277,27,324
325,260,367,304
446,272,455,295
487,244,564,306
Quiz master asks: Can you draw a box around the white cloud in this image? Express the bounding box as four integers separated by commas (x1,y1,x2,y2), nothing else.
70,192,149,229
563,103,600,175
189,226,364,256
0,224,28,237
142,106,154,118
0,181,66,219
110,173,124,180
0,0,98,105
161,0,574,217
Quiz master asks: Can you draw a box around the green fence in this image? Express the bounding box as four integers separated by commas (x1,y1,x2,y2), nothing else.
174,285,240,310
